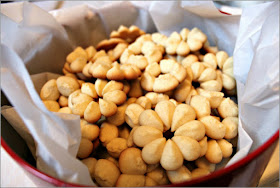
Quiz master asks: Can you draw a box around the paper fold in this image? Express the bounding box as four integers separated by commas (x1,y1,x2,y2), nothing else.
233,1,279,150
1,44,94,185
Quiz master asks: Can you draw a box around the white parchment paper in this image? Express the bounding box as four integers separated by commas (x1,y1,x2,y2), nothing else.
233,1,279,151
1,0,279,185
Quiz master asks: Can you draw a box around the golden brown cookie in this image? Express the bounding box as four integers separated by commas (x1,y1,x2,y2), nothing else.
119,147,147,175
110,25,145,43
96,38,128,51
116,174,145,187
94,159,120,187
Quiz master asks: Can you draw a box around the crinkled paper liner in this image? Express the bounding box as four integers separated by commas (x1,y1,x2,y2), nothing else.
1,1,278,186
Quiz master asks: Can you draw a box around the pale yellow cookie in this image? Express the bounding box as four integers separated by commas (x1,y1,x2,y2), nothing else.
81,82,98,98
222,117,238,139
66,46,87,63
181,54,199,68
174,120,205,141
217,98,238,119
102,80,124,96
133,126,163,147
203,53,217,70
125,103,145,128
112,43,128,61
68,90,93,117
222,73,236,90
70,57,87,73
190,95,211,119
198,67,217,82
180,28,190,41
58,107,72,114
107,103,128,126
126,54,148,70
155,100,176,132
85,46,96,61
166,165,192,184
40,79,60,101
84,101,101,123
96,38,127,51
142,138,166,164
106,64,125,81
56,76,80,97
196,88,224,108
199,116,226,140
110,25,145,43
172,136,201,161
145,92,169,108
140,72,155,92
185,86,198,105
77,138,93,159
121,64,142,80
145,62,161,77
216,51,229,69
187,28,207,52
82,62,93,78
58,95,68,107
176,41,190,56
99,99,118,117
43,100,60,112
205,140,223,164
135,96,152,109
171,104,196,132
222,57,234,78
153,74,179,93
173,79,192,102
139,109,164,132
95,79,108,97
102,90,127,106
199,136,208,157
160,139,184,171
217,139,233,158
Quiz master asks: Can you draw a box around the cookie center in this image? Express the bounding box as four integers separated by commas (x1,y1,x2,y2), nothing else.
163,129,174,140
192,81,200,88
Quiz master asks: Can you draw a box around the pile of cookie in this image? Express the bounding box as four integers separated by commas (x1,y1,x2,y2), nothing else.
40,25,238,187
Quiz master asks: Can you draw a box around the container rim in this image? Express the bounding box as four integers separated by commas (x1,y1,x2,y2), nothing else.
1,7,277,187
1,130,279,187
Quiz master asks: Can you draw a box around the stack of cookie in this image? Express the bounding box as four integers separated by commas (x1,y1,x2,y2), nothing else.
40,25,238,187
